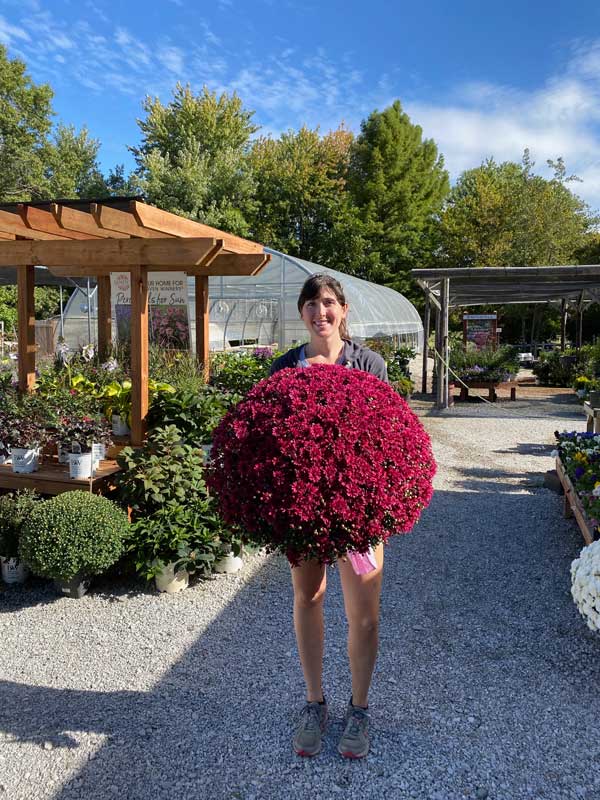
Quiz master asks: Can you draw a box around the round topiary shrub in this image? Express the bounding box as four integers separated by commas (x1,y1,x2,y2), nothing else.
207,365,436,565
20,491,129,581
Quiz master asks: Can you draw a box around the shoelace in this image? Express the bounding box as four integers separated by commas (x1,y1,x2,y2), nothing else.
299,705,321,731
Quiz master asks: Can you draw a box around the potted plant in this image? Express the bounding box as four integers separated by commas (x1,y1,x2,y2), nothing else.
147,385,232,450
56,414,112,478
4,410,47,474
115,425,226,590
0,490,40,584
19,492,129,598
102,379,133,435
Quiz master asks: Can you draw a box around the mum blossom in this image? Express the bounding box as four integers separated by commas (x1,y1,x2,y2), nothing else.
207,365,436,565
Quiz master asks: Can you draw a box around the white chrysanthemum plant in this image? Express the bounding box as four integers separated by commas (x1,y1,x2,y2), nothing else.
571,541,600,633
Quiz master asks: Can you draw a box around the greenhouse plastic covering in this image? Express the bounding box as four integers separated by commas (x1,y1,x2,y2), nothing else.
59,248,423,352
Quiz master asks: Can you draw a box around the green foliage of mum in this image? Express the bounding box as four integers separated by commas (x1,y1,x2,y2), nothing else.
19,492,129,581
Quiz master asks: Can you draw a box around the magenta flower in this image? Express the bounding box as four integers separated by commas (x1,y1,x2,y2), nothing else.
207,365,436,565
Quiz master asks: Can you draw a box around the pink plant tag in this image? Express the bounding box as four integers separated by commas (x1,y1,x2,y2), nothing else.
347,547,378,575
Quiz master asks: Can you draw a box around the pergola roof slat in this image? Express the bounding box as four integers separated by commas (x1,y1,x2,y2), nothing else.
0,209,69,240
18,205,102,240
52,204,130,239
91,203,176,239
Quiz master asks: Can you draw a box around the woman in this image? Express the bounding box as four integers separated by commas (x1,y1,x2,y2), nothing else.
270,273,388,759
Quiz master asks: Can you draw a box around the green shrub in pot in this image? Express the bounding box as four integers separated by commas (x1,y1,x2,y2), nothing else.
115,425,206,517
0,490,40,561
147,386,233,447
19,492,129,581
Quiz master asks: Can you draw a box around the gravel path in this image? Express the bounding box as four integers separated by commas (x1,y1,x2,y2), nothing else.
1,391,599,800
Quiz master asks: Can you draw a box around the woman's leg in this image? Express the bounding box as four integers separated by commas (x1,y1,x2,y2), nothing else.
337,543,384,708
290,559,328,702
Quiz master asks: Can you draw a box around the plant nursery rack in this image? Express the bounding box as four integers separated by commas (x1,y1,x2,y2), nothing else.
556,457,596,546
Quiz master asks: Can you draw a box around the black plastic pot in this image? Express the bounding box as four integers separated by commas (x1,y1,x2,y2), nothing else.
54,574,90,599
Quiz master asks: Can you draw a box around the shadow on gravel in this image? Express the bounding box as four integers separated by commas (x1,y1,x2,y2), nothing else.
2,485,600,799
492,442,556,456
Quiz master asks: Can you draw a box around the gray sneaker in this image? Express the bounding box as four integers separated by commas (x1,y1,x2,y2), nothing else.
293,699,328,757
338,701,370,759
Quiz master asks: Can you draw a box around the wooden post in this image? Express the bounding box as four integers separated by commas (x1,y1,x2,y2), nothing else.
195,275,209,383
97,275,112,360
434,303,442,407
17,264,36,392
421,294,430,394
130,265,149,447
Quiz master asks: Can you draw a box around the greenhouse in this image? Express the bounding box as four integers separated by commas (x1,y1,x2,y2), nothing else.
59,248,424,353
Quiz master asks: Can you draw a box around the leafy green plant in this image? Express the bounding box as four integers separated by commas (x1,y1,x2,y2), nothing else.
114,425,206,517
19,492,129,581
149,345,207,394
533,349,579,386
0,490,41,561
147,386,234,446
210,349,277,395
125,498,225,580
365,338,415,382
100,378,175,426
450,345,520,382
391,376,414,398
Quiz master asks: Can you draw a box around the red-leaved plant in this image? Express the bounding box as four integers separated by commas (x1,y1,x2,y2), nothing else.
207,365,436,565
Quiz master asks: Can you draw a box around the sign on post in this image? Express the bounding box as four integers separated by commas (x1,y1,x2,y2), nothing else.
463,313,497,350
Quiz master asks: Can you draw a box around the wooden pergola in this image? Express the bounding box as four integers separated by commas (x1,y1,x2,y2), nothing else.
0,197,270,445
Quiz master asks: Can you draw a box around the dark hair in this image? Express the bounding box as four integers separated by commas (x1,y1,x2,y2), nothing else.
297,274,350,340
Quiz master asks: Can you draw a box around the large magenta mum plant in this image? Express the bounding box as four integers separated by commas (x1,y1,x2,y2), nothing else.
207,365,436,565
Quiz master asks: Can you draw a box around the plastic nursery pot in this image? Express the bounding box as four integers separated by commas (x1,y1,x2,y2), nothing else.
92,442,106,470
54,574,90,599
589,390,600,409
69,452,94,480
154,562,189,594
1,557,29,585
11,448,39,474
57,444,70,464
214,552,243,575
112,415,130,436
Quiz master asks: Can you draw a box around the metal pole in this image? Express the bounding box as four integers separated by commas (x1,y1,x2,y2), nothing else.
59,285,64,340
421,294,430,394
441,278,450,410
86,278,92,344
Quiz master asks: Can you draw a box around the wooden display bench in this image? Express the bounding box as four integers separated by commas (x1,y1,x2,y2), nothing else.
0,456,121,496
556,457,595,546
451,380,518,403
583,401,600,434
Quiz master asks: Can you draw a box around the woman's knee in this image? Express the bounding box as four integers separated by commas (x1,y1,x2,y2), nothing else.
349,615,379,637
294,584,326,610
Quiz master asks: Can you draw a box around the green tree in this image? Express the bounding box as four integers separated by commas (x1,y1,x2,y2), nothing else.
249,125,373,275
0,45,53,201
0,286,62,334
131,84,258,235
348,100,449,294
43,124,108,198
438,152,593,268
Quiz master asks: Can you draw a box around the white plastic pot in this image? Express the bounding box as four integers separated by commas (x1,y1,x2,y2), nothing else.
69,451,94,479
214,552,243,574
155,562,189,594
112,415,130,436
11,447,39,473
1,557,29,584
92,442,106,470
57,444,70,464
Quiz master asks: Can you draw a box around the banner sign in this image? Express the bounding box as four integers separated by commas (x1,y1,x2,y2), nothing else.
110,272,190,349
463,313,497,350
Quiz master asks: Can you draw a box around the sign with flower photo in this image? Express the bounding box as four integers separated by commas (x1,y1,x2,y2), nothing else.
110,273,190,349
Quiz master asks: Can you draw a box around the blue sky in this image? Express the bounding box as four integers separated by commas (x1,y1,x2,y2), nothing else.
2,0,600,210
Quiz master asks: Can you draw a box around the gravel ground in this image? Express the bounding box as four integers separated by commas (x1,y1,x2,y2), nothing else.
1,390,599,800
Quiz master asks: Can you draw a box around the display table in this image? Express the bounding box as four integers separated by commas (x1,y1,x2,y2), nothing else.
457,380,518,403
556,457,595,545
583,401,600,434
0,458,121,496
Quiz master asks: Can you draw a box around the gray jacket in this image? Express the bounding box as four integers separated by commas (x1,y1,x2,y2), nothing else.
270,340,388,383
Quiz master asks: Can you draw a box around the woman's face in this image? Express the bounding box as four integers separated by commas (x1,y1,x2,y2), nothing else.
300,288,348,340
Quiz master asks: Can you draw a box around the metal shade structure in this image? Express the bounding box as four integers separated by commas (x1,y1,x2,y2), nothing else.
0,197,269,444
412,265,600,409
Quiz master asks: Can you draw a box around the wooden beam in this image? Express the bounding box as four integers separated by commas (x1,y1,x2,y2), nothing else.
17,265,36,392
97,276,112,360
0,231,15,240
0,237,223,268
18,205,101,240
131,200,264,254
208,252,270,275
0,209,67,240
92,204,175,239
195,275,210,383
130,265,149,447
52,204,129,239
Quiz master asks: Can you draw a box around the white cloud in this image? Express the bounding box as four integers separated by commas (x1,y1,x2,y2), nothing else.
158,45,184,74
0,14,31,44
